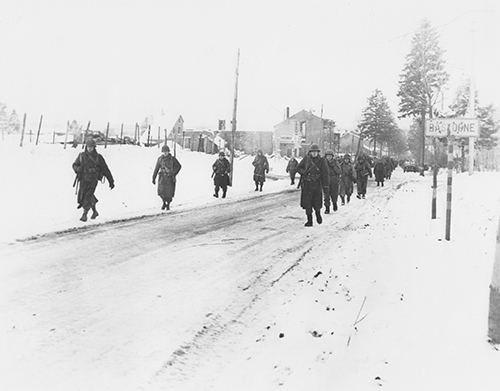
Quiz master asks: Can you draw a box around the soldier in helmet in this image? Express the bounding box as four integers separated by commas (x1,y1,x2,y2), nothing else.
286,155,299,185
374,157,386,187
212,151,231,198
339,153,356,205
296,144,329,226
72,138,114,222
355,153,372,199
252,149,269,191
323,150,341,213
152,145,182,210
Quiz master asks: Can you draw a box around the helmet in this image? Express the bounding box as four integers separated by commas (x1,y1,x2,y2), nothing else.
219,151,225,157
85,138,96,148
309,144,320,152
161,145,170,153
325,149,334,156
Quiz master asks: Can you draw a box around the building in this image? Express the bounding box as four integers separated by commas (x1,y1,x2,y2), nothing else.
217,131,273,155
339,130,371,155
273,109,336,157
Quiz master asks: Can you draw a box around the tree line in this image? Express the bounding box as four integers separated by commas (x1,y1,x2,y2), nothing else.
357,19,499,166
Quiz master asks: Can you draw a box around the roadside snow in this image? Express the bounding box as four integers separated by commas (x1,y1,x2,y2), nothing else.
152,171,500,391
0,140,291,244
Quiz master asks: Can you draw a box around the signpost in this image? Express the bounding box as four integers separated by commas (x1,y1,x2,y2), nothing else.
425,117,479,240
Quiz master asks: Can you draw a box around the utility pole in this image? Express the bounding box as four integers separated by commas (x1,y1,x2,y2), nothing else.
230,49,240,185
319,104,324,151
104,122,110,149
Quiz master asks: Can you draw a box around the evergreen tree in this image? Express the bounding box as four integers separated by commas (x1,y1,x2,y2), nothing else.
476,105,499,149
0,103,8,136
358,89,405,156
7,110,20,134
398,19,449,166
449,81,498,149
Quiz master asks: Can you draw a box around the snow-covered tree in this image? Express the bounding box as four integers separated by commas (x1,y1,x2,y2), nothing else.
398,19,449,166
476,105,499,149
449,81,498,150
7,110,21,134
0,103,8,136
358,89,405,156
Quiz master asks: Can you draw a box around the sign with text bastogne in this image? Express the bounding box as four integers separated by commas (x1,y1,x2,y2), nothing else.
425,118,480,138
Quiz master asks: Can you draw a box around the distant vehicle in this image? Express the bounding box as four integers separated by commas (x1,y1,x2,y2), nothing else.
403,164,420,173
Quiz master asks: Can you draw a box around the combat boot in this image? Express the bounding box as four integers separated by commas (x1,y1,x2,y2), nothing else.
166,202,170,211
80,209,89,222
255,182,259,191
316,210,323,224
161,202,167,210
91,207,99,219
259,184,263,192
304,213,313,227
325,206,330,214
333,203,338,211
340,196,345,205
347,195,351,203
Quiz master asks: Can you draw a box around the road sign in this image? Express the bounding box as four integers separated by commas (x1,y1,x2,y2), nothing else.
425,118,480,138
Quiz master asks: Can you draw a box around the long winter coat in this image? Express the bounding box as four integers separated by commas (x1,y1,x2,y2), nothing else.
252,154,269,183
152,153,182,202
72,149,114,210
374,161,386,182
286,157,299,176
297,154,329,211
212,157,231,187
339,161,356,197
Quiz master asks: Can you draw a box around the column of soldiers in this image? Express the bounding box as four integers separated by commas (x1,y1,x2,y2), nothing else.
72,139,396,225
293,144,398,227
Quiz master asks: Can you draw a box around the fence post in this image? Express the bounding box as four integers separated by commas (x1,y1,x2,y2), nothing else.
63,120,69,149
19,113,27,147
35,115,43,146
489,216,500,344
445,136,454,241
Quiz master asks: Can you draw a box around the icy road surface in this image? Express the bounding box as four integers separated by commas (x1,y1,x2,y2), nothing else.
2,171,500,391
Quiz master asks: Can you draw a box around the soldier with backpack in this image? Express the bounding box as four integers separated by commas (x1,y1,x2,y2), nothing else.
212,151,231,198
72,138,114,222
324,150,341,213
252,149,269,192
286,155,299,185
296,144,329,227
152,145,182,210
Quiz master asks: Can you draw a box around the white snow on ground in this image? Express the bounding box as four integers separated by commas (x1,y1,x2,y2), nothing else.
0,138,290,243
148,171,500,391
1,137,500,391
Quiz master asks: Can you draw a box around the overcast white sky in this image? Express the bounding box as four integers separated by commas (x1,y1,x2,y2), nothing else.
0,0,498,133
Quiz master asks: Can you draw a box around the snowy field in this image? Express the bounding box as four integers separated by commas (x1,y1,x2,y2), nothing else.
1,138,500,390
0,138,290,244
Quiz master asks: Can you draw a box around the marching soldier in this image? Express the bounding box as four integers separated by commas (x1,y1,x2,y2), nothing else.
72,138,114,222
355,154,372,199
252,149,269,192
374,158,386,187
286,155,299,185
212,151,231,198
324,150,341,213
339,153,356,205
296,144,329,227
152,145,182,210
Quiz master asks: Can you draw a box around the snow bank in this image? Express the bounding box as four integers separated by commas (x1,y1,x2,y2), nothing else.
0,139,290,244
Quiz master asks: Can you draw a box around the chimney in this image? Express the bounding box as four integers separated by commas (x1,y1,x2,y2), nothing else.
286,107,290,119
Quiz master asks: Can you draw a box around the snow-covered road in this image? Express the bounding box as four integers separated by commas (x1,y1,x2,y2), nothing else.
2,170,500,391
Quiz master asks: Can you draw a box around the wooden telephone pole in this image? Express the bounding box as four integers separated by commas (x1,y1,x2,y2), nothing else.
230,49,240,185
